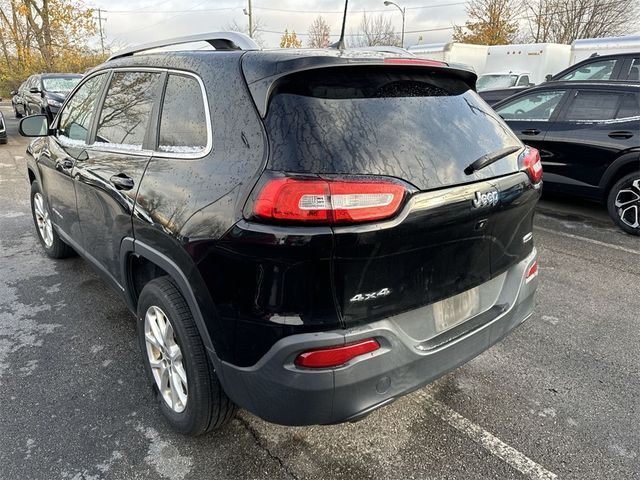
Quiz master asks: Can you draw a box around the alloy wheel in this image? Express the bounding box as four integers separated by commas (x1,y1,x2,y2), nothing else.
144,305,188,413
614,178,640,229
33,192,53,247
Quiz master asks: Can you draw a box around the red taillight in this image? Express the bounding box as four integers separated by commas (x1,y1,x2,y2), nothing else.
253,178,406,224
520,147,543,183
526,260,538,283
295,339,380,368
383,58,448,67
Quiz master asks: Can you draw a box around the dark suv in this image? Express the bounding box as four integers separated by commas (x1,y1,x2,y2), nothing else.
493,82,640,235
19,33,541,435
480,52,640,106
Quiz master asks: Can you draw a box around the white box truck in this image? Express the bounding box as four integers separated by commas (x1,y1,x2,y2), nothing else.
570,35,640,64
477,43,571,90
407,42,489,73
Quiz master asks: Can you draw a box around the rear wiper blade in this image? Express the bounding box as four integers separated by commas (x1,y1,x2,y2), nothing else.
464,146,521,175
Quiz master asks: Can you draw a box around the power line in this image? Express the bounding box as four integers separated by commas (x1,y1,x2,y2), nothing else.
105,6,241,14
96,2,467,15
252,2,467,14
110,0,212,41
256,24,454,37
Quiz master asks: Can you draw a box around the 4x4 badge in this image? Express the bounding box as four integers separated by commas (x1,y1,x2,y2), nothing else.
472,190,499,208
350,288,391,303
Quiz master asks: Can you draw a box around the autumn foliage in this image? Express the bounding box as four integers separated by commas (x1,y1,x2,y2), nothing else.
0,0,107,96
453,0,518,45
279,29,303,48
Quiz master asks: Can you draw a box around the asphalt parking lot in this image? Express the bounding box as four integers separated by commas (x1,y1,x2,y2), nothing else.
0,102,638,480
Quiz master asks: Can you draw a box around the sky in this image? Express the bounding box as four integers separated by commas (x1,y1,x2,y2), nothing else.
85,0,469,51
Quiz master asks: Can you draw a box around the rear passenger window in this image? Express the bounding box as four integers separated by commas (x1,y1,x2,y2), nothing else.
565,91,624,121
58,74,107,143
158,74,208,154
615,94,640,119
95,72,162,149
558,59,616,81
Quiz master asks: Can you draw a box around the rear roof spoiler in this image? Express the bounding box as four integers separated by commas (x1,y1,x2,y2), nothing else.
241,52,477,117
108,32,259,61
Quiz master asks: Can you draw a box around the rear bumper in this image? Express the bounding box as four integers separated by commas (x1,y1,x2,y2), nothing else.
218,249,538,426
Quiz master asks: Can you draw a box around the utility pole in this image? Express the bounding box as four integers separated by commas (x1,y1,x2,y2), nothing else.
95,8,106,54
243,0,253,37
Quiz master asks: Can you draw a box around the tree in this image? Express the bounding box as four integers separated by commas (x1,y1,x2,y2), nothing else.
280,29,302,48
522,0,640,43
0,0,105,96
307,15,331,48
225,17,266,47
351,12,401,47
452,0,518,45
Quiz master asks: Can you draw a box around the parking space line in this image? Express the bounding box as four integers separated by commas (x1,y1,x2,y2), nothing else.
535,226,639,255
415,391,558,480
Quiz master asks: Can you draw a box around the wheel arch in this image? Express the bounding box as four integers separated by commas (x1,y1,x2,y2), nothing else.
120,238,223,370
599,151,640,198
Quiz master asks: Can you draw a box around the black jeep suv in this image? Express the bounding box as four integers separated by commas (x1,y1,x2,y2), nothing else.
20,33,541,435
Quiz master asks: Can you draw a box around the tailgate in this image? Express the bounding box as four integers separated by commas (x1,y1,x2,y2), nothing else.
332,174,538,326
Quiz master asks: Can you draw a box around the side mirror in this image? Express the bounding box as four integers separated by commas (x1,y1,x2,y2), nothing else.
544,74,552,82
29,87,41,94
10,90,17,96
19,115,49,137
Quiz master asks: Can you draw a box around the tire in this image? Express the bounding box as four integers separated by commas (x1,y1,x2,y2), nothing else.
137,277,236,435
607,173,640,236
30,181,75,258
14,106,22,119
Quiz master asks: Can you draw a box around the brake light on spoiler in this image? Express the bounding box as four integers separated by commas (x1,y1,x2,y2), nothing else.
252,177,407,224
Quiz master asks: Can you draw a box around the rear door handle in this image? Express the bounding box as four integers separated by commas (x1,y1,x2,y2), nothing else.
110,173,135,191
521,129,541,136
608,131,633,139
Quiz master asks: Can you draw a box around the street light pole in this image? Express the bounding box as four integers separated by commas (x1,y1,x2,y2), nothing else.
383,1,405,48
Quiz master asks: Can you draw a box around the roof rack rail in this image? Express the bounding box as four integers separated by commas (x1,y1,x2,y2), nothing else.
108,32,259,61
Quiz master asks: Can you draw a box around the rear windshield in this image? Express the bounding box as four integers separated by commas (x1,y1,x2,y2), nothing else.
265,67,521,190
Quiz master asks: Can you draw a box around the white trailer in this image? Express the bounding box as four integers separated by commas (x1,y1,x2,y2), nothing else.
571,35,640,64
407,42,489,73
480,43,571,87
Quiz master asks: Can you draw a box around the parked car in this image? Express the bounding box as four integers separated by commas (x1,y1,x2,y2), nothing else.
11,82,28,118
493,81,640,235
477,71,534,105
481,52,640,106
552,52,639,83
19,32,541,435
20,73,82,121
0,111,7,144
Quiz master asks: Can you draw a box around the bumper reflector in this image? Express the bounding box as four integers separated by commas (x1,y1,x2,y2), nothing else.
295,339,380,368
525,260,538,283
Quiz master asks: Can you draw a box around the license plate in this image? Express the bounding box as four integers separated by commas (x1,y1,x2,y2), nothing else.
433,286,481,333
